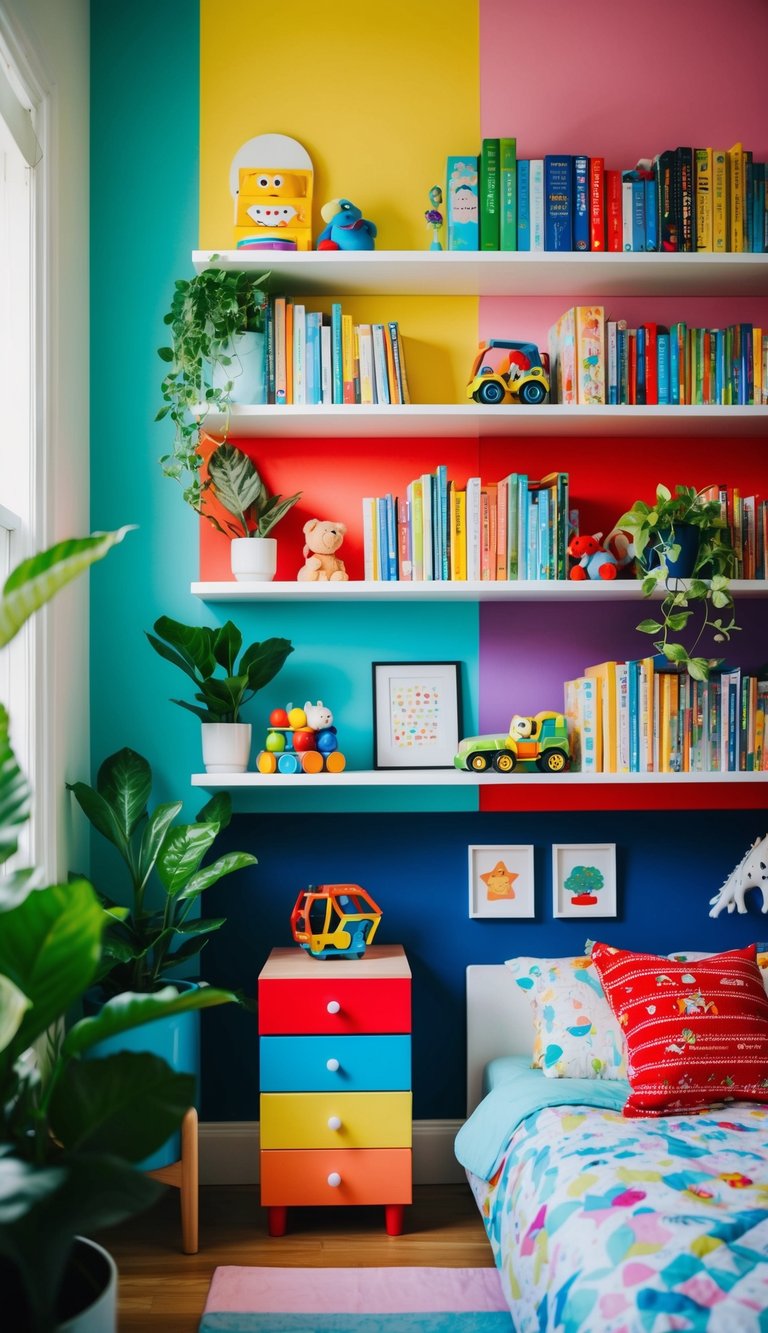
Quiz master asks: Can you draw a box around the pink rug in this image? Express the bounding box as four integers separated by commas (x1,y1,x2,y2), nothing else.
200,1266,510,1332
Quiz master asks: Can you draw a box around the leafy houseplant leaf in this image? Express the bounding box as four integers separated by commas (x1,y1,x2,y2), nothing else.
208,443,265,532
155,822,221,896
240,637,294,692
195,791,232,830
96,747,152,841
0,975,30,1055
67,780,130,857
151,617,217,678
136,800,184,890
213,620,243,674
0,527,133,649
63,984,239,1057
0,878,103,1066
0,703,31,872
179,850,258,901
49,1052,195,1161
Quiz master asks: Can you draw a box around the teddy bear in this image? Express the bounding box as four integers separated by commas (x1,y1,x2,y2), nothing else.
297,519,349,581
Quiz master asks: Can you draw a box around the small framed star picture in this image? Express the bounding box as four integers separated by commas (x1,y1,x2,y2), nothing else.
468,844,535,919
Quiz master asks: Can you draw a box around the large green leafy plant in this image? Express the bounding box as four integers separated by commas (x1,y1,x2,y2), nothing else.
68,750,256,997
156,266,270,516
207,442,301,539
618,483,738,679
146,615,293,724
0,531,238,1331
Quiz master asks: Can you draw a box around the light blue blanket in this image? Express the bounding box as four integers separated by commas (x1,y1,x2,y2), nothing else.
454,1056,629,1180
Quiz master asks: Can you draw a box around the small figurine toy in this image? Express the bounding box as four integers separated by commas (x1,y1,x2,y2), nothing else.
316,199,377,251
297,519,349,581
425,185,444,251
230,133,313,250
290,883,382,959
709,832,768,917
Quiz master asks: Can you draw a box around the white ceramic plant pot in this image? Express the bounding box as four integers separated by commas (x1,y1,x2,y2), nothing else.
231,535,277,582
57,1237,117,1333
211,330,266,404
201,722,252,774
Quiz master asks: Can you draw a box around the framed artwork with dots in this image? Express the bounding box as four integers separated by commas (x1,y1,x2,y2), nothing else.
372,661,462,769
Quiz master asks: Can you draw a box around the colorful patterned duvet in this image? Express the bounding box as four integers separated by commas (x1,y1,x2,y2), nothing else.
467,1100,768,1332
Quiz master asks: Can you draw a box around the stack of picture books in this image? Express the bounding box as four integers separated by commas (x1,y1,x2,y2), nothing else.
362,468,571,583
547,305,768,406
565,656,768,775
264,298,410,406
446,140,766,253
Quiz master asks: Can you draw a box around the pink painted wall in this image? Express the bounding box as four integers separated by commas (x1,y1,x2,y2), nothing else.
480,0,768,165
477,0,768,730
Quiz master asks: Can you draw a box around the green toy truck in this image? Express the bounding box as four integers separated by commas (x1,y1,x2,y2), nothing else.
454,711,571,774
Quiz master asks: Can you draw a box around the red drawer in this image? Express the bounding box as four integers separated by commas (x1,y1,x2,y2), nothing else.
260,1148,412,1206
259,976,411,1035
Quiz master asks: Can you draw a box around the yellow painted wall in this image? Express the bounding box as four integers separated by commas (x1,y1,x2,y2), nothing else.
199,0,479,401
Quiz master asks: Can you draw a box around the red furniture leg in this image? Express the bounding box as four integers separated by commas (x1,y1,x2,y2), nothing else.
385,1203,405,1236
268,1205,288,1237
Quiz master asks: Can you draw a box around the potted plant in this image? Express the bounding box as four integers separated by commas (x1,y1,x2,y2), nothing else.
156,266,270,519
67,748,256,1171
207,442,301,582
0,530,237,1332
617,483,739,679
146,615,293,773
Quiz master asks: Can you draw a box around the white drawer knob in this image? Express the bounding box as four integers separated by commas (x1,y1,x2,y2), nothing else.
326,1058,340,1072
326,1000,341,1014
327,1171,342,1187
327,1115,342,1131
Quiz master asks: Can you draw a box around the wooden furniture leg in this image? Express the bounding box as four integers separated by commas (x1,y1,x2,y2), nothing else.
146,1106,199,1254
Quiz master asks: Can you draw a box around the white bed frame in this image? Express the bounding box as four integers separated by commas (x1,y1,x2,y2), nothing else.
466,964,536,1116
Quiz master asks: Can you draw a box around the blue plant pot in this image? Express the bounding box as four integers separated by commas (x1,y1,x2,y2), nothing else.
85,979,199,1171
642,522,700,579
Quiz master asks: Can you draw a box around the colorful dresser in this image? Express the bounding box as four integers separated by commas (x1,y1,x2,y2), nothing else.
258,944,412,1236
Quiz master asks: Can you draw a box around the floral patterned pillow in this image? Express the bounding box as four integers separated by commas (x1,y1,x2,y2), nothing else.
505,955,626,1080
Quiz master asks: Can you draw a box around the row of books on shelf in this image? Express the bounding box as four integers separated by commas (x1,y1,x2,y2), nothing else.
263,297,411,406
566,658,768,775
548,305,768,406
362,468,571,582
448,141,766,254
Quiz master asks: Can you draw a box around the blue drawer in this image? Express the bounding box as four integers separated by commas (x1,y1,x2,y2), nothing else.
260,1033,411,1092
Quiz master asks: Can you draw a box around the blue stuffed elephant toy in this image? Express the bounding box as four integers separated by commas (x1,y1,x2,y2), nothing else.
317,198,377,251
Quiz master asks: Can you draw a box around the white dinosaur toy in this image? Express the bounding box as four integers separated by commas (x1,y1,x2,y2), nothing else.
709,833,768,917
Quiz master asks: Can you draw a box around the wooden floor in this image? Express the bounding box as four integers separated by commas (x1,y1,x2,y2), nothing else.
100,1183,493,1332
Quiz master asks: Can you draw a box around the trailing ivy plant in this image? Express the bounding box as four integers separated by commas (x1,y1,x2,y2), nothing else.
156,266,270,516
618,483,739,680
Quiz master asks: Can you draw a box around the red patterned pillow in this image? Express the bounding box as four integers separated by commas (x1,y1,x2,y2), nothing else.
591,942,768,1118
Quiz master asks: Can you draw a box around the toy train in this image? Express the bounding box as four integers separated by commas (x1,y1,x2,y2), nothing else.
256,700,347,775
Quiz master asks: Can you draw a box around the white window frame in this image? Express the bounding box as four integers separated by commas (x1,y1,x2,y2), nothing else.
0,7,52,877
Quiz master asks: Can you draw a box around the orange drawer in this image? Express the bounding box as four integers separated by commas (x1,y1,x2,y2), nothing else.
260,1148,412,1206
259,976,411,1035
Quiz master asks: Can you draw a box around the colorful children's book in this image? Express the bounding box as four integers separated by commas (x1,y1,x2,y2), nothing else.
676,146,695,251
480,138,500,250
645,178,658,251
574,306,605,404
371,325,390,405
517,159,530,251
342,314,355,403
320,320,331,404
466,477,482,582
606,169,623,251
420,471,434,581
357,324,375,404
712,150,728,252
590,157,605,250
585,660,618,772
499,137,517,251
446,155,479,251
274,296,287,405
530,159,545,250
331,303,343,404
654,149,676,250
293,303,306,406
361,497,378,581
573,155,589,251
695,147,713,251
544,154,573,250
577,675,599,773
728,142,745,252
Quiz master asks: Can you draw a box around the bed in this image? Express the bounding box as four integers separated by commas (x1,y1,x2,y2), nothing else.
455,956,768,1332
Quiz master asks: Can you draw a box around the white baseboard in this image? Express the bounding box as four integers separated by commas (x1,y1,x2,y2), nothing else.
199,1119,466,1186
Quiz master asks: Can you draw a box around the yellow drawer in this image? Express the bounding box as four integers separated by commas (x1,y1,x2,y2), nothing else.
260,1091,412,1150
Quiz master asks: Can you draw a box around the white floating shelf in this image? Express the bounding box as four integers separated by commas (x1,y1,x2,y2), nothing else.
193,250,768,298
194,403,768,440
191,578,768,604
191,769,767,790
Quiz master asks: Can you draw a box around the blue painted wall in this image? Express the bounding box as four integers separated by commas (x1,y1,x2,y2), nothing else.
90,0,768,1129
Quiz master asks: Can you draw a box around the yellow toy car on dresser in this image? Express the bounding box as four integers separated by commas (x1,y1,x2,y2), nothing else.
454,711,570,774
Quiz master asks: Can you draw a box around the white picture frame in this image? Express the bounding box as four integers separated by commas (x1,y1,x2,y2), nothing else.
552,843,617,919
468,844,535,919
372,661,461,769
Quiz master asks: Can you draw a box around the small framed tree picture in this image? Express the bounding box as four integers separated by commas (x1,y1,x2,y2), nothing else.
468,845,535,919
552,844,617,919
